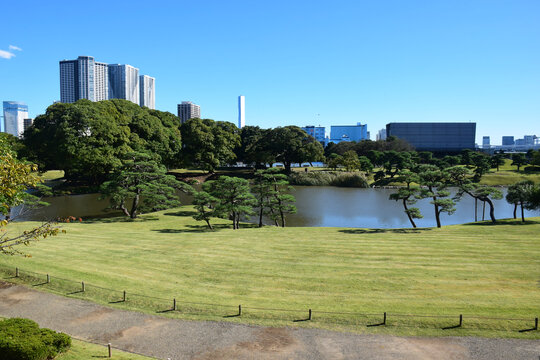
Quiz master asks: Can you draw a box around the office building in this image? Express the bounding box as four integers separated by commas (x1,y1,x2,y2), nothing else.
3,101,28,137
523,135,536,146
177,101,200,124
139,75,155,109
385,122,476,152
376,129,387,141
302,126,326,145
482,136,490,149
329,123,369,143
238,95,245,128
502,136,514,146
108,64,139,104
60,56,109,103
23,118,33,132
60,56,154,106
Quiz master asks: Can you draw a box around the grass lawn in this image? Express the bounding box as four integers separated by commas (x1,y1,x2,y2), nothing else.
2,208,539,339
481,159,540,186
58,339,154,360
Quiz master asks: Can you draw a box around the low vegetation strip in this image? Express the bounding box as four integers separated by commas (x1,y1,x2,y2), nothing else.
2,210,539,338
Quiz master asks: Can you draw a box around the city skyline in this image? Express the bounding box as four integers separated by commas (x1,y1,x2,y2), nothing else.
1,0,539,143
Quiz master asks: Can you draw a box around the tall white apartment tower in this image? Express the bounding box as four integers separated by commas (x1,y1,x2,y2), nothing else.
60,56,109,102
177,101,201,124
238,95,245,128
139,75,155,109
3,101,29,137
108,64,140,104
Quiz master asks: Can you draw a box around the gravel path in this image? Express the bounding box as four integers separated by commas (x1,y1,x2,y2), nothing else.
0,282,538,360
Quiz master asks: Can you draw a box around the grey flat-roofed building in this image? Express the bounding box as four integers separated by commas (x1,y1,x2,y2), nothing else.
386,122,476,152
178,101,200,124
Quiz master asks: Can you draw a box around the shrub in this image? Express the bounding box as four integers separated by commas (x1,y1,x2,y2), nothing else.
0,318,71,360
289,171,368,188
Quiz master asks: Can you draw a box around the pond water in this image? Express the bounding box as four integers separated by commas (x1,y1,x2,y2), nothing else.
15,187,539,228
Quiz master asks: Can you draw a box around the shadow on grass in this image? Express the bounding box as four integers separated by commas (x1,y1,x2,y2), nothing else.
82,215,160,224
163,210,197,217
153,223,259,233
339,228,431,235
462,218,540,226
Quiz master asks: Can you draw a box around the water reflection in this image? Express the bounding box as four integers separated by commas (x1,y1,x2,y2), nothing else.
17,187,539,229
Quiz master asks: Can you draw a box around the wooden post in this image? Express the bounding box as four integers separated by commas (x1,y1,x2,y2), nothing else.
308,309,312,320
82,282,85,292
383,312,387,325
238,304,242,316
46,274,50,283
459,314,463,327
535,317,538,330
173,298,177,311
15,267,19,277
108,343,112,358
123,291,126,302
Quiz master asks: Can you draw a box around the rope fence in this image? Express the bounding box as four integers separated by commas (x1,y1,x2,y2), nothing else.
1,265,537,334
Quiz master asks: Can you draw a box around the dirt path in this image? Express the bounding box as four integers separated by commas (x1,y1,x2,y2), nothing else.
0,282,538,360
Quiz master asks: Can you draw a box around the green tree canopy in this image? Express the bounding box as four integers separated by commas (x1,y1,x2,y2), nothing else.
180,118,241,172
24,100,182,183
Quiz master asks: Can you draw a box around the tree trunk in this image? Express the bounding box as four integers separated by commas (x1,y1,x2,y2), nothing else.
520,201,525,222
130,193,140,219
484,197,496,223
258,206,264,227
232,211,237,229
205,219,213,230
513,203,517,219
482,201,486,221
474,198,478,222
402,198,417,228
280,210,285,228
120,203,130,218
284,162,291,173
433,195,441,228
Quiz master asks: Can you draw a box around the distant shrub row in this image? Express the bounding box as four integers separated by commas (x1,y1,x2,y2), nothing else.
289,171,369,188
0,318,71,360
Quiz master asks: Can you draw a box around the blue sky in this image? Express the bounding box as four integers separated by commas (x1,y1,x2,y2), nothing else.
1,0,539,144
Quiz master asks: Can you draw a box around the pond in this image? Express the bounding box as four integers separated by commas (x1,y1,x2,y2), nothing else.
15,187,540,228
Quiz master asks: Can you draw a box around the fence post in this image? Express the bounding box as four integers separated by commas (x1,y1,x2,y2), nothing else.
383,312,387,325
82,282,85,292
173,298,176,311
459,314,463,327
15,267,19,277
123,291,126,302
535,317,538,330
238,304,242,316
46,274,50,283
108,343,112,358
308,309,312,320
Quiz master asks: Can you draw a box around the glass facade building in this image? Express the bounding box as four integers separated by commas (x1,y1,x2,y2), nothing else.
238,95,245,128
108,64,140,104
139,75,155,109
302,126,326,145
386,122,476,152
3,101,29,137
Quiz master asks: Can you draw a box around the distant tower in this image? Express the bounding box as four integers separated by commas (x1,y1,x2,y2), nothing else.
139,75,155,109
177,101,201,124
238,95,245,128
108,64,140,104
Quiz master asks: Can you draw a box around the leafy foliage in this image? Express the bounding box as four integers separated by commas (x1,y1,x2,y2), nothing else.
100,152,192,219
0,318,71,360
192,191,218,230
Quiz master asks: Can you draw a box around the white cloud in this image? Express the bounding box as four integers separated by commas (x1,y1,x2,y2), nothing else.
0,50,16,59
9,45,22,51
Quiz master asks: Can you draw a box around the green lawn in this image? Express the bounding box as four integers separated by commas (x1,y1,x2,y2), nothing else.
2,209,539,338
58,339,154,360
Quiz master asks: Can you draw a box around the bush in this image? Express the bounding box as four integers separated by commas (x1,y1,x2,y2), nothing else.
0,318,71,360
289,171,368,188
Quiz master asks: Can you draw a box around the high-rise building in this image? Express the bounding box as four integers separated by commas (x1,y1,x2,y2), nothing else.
482,136,490,149
60,56,153,106
23,118,33,132
238,95,245,128
3,101,29,137
139,75,155,109
177,101,200,124
108,64,140,104
502,136,515,146
385,122,476,152
376,129,387,141
60,56,109,103
329,123,369,143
